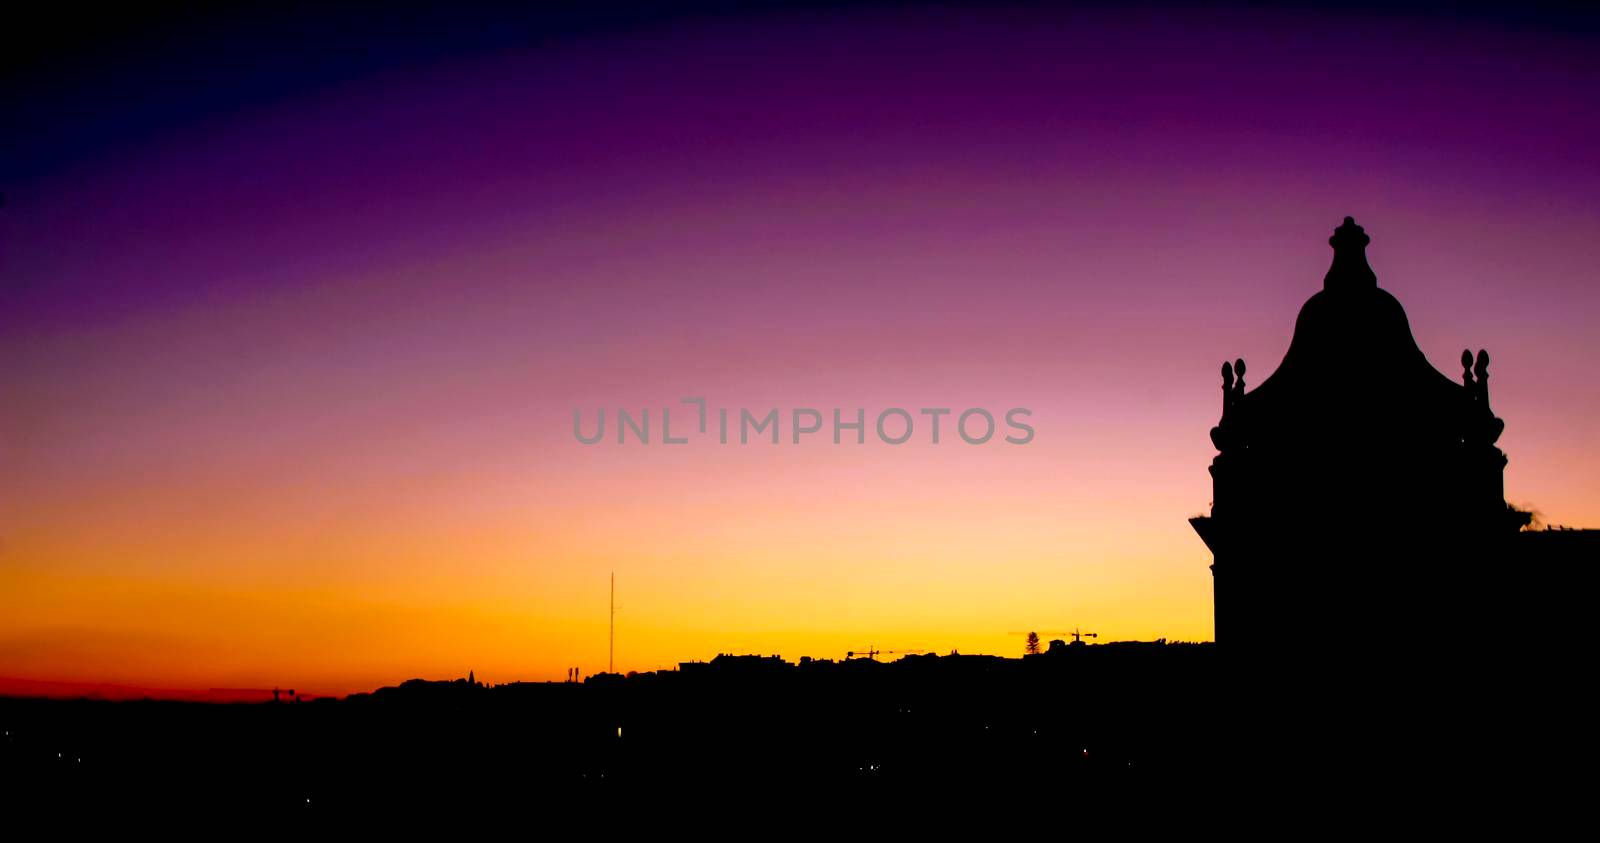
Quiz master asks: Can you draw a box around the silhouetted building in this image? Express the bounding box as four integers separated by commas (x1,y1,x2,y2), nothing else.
1186,218,1556,781
707,654,789,674
1191,218,1526,667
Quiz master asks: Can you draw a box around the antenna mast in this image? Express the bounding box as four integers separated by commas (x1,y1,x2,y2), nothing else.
609,572,615,673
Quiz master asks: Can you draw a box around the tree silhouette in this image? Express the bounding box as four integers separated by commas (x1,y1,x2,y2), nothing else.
1025,631,1041,655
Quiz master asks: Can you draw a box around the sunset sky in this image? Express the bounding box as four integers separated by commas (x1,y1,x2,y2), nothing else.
4,2,1598,695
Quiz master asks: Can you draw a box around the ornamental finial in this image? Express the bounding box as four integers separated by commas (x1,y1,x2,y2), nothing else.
1324,216,1377,291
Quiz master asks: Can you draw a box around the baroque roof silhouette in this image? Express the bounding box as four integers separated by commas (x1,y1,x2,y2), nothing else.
1212,217,1492,455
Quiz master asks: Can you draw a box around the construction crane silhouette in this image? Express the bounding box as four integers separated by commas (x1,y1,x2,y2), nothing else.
846,646,925,661
1007,627,1098,645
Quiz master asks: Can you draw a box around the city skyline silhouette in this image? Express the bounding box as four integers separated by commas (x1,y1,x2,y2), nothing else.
4,2,1600,814
3,216,1592,809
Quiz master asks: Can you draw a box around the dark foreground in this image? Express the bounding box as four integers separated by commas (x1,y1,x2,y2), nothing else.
5,644,1220,809
1,641,1580,816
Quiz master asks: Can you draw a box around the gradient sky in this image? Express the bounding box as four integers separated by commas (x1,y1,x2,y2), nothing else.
4,2,1599,695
